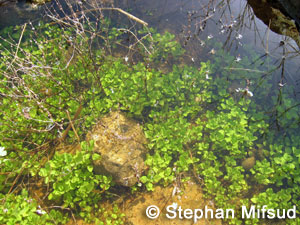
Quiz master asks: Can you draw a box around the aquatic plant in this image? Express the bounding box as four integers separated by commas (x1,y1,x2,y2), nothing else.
0,189,67,225
0,8,186,223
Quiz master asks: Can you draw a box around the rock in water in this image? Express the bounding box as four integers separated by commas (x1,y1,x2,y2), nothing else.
241,156,256,171
86,111,147,187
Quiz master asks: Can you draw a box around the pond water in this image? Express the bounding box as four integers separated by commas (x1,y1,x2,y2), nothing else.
116,0,300,132
1,0,299,87
121,0,300,84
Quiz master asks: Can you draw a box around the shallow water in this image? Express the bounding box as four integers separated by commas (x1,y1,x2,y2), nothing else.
1,0,299,85
120,0,300,85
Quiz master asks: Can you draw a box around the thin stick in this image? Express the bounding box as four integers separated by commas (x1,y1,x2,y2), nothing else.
49,7,148,27
8,23,27,69
118,28,152,55
66,110,80,142
60,102,83,142
7,165,26,195
224,67,266,73
104,8,148,26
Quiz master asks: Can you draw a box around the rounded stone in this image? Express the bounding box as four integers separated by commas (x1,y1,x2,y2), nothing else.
241,156,256,171
86,111,148,187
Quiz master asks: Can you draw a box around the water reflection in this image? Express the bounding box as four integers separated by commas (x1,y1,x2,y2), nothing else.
119,0,299,79
0,0,47,29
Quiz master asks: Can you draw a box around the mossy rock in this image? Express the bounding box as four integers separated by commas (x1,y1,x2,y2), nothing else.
86,111,148,187
241,156,256,171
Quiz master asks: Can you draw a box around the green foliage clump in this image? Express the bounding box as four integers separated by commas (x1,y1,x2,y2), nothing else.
0,189,67,225
96,205,125,225
39,141,112,221
196,100,258,192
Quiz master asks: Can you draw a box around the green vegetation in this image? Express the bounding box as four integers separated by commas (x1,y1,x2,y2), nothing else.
0,7,300,225
0,189,67,225
39,141,112,221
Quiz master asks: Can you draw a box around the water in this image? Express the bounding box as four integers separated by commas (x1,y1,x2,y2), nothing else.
118,0,300,84
0,0,47,29
1,0,299,84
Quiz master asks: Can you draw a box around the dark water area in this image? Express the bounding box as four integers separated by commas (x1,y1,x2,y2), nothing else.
119,0,300,84
1,0,299,73
0,1,45,28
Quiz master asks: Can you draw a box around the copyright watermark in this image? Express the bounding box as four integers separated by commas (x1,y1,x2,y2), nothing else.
146,204,297,223
146,205,160,219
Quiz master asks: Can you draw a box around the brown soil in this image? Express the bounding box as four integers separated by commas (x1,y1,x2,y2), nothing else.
121,181,222,225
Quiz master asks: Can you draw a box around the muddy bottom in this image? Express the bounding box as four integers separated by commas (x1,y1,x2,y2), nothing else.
121,181,222,225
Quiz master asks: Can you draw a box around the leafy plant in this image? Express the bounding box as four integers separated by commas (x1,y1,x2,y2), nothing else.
0,189,67,225
39,141,112,221
96,204,125,225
